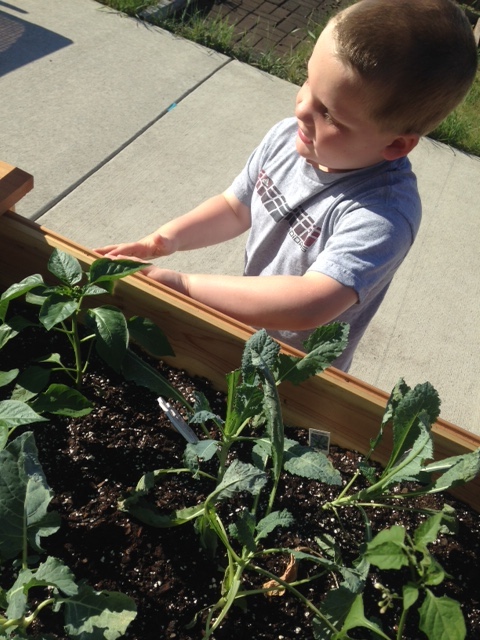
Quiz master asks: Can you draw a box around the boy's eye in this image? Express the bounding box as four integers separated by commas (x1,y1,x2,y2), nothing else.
323,111,337,126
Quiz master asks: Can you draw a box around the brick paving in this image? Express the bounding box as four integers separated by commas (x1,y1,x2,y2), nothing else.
207,0,351,56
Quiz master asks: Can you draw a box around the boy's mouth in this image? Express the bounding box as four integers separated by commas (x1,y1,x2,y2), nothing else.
297,128,313,145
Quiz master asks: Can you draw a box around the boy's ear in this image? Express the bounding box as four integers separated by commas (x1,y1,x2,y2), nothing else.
382,135,420,161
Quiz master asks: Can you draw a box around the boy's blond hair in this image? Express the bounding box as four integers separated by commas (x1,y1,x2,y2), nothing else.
333,0,478,135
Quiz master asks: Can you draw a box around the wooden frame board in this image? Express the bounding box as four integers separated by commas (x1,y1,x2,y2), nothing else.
1,163,479,512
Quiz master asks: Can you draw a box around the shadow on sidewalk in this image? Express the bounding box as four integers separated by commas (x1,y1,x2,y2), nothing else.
0,8,72,77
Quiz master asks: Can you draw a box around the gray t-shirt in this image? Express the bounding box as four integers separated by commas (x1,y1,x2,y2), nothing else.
230,117,422,371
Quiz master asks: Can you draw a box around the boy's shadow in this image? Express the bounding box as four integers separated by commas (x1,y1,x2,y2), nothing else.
0,6,72,78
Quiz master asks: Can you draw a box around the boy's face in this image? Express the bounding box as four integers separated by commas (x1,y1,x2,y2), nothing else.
295,22,407,173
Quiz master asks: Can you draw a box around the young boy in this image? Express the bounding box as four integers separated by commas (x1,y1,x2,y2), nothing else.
96,0,477,371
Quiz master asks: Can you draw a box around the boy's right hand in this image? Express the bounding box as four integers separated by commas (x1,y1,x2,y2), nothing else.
94,232,175,260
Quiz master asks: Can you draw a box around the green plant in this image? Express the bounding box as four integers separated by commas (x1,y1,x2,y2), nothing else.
0,431,137,638
0,248,188,448
121,329,480,640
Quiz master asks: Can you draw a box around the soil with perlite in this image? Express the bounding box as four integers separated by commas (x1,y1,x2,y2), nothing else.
1,327,480,639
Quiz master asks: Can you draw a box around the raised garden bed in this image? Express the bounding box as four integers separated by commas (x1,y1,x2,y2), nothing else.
1,162,479,639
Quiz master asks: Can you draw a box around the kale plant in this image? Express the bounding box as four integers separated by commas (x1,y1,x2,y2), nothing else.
121,328,480,640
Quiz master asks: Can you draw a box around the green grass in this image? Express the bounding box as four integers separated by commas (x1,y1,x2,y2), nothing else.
98,0,480,157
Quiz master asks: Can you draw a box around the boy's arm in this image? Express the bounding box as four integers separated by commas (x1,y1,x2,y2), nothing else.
141,267,358,331
95,189,250,259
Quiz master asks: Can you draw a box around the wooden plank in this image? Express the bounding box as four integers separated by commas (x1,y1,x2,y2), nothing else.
1,210,479,511
0,162,34,215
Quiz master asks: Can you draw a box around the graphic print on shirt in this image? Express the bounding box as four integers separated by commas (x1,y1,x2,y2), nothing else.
256,169,321,251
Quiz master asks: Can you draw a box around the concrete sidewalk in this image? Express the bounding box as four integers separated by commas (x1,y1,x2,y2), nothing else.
1,0,479,434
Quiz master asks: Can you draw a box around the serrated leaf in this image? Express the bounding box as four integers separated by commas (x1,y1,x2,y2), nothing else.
212,460,267,503
283,442,342,485
48,249,83,286
189,392,221,426
184,440,219,471
418,590,466,640
364,526,409,570
425,449,480,493
127,316,174,357
87,306,128,372
241,329,279,379
31,384,94,417
39,294,78,331
64,583,137,639
0,432,59,560
383,382,439,476
7,557,78,619
277,323,349,385
255,509,294,541
230,509,256,551
381,413,434,486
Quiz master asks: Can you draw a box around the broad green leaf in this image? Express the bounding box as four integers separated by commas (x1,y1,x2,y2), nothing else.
13,365,51,399
64,584,137,640
0,399,48,429
0,274,44,303
88,306,128,373
222,369,243,437
35,556,79,595
40,294,78,330
127,316,174,357
424,449,480,493
276,323,349,384
48,249,83,286
339,592,386,636
82,283,110,296
364,526,409,570
31,384,94,417
414,512,444,547
420,553,447,586
418,589,466,640
184,440,219,470
89,258,147,286
0,315,36,348
403,583,419,611
255,509,294,541
121,349,188,407
37,352,64,365
283,442,342,485
0,432,59,560
211,460,267,503
7,557,78,619
0,368,18,388
312,586,359,639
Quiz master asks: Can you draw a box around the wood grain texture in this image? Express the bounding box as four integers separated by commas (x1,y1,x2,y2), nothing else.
0,209,479,511
0,162,33,215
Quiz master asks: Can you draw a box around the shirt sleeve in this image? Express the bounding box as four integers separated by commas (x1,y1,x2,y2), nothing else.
307,204,415,303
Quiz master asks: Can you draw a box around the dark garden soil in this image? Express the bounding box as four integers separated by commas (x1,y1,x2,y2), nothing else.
2,323,480,640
